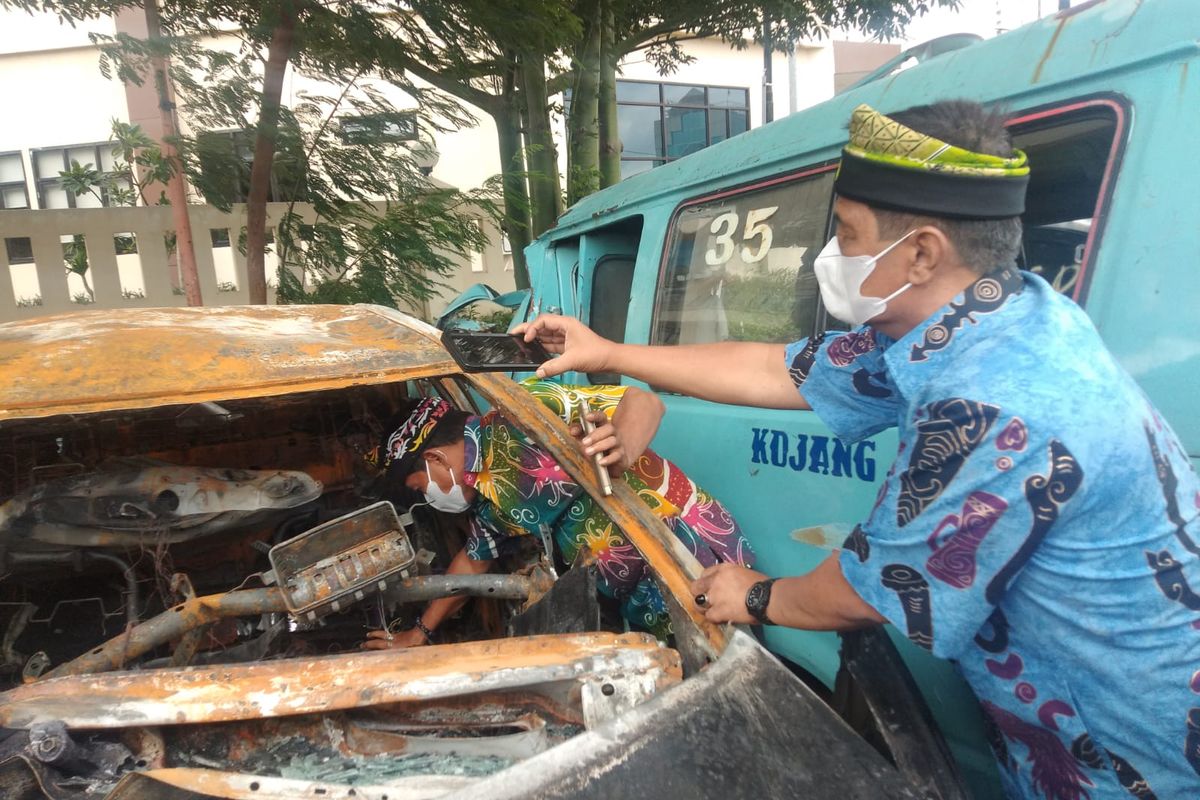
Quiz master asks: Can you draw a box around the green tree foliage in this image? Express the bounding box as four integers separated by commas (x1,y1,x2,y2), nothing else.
57,119,175,208
53,120,177,300
93,0,502,309
4,0,501,312
374,0,582,289
271,87,497,307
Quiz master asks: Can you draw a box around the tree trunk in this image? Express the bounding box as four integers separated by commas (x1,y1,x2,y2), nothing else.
245,1,296,305
521,54,561,238
496,94,532,290
566,0,601,205
598,0,621,188
144,0,202,306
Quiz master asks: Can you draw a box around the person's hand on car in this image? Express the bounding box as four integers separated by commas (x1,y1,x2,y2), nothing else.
362,627,429,650
689,563,769,625
512,315,615,380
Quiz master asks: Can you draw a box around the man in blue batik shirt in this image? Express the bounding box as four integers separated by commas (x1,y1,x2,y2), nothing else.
517,101,1200,798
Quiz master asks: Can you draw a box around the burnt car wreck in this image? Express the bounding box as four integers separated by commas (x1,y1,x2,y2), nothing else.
0,306,940,799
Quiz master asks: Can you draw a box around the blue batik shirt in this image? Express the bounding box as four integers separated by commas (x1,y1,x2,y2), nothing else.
785,267,1200,800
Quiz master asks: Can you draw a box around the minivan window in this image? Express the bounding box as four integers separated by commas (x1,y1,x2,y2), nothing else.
653,168,836,346
1010,103,1121,301
589,256,635,384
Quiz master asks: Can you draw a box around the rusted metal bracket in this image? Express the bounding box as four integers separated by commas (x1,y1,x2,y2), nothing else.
167,574,208,669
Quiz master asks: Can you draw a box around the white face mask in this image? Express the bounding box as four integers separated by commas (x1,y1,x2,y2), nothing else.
813,230,916,326
424,457,471,513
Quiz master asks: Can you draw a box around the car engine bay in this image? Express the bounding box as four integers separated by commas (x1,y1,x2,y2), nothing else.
0,378,682,798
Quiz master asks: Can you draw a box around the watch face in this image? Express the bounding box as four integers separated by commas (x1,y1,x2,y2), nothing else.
747,582,767,611
746,580,772,623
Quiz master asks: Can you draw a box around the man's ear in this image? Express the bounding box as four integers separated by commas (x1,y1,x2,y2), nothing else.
907,225,951,286
421,450,442,468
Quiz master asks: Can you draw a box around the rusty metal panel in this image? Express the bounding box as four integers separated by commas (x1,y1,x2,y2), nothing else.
266,501,416,622
0,305,457,421
1,632,681,730
451,630,923,800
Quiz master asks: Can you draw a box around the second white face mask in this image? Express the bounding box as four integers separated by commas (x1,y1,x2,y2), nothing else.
424,458,471,513
813,231,916,326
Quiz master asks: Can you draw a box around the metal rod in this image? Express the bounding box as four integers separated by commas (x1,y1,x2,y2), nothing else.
42,588,286,680
85,553,140,627
43,574,534,680
384,574,532,603
577,397,613,496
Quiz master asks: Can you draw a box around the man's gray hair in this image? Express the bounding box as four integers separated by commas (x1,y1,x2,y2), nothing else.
871,100,1023,275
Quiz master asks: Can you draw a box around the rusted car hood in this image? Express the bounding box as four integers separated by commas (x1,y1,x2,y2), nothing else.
0,305,452,421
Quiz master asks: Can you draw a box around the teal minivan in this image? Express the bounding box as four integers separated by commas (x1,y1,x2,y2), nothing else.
443,0,1200,793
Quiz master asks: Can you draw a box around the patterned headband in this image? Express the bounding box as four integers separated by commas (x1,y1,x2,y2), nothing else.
834,104,1030,220
380,397,451,471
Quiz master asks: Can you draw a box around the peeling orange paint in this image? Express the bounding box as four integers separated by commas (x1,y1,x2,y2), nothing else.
2,632,682,729
0,305,456,421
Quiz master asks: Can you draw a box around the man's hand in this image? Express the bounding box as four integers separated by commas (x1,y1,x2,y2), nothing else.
569,387,665,476
512,315,615,380
569,411,633,476
362,627,428,650
689,563,768,625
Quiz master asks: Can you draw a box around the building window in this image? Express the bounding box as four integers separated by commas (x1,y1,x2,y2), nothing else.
194,129,307,207
616,80,750,180
5,237,34,265
31,143,124,209
469,220,485,273
338,111,418,144
0,152,29,210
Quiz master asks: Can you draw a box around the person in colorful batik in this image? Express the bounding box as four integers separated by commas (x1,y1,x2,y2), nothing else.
515,101,1200,798
361,379,754,650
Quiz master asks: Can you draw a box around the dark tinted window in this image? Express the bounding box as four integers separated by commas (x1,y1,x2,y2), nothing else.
1011,107,1120,299
589,256,636,384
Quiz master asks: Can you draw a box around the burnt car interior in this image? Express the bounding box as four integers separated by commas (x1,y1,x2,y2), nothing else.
0,375,690,796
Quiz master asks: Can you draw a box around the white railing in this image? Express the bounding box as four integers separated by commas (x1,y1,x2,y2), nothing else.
0,202,511,322
0,202,312,320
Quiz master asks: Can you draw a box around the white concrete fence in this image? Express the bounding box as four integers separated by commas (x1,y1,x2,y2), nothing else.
0,202,509,322
0,202,314,321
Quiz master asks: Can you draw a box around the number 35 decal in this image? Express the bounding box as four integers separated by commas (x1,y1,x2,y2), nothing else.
704,206,779,266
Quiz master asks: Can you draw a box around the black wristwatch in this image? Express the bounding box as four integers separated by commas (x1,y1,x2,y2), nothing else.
745,578,778,625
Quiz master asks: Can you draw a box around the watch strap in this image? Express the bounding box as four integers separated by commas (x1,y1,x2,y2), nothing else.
746,578,778,625
413,616,435,642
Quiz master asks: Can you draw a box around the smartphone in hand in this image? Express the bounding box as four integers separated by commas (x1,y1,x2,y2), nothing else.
441,331,552,372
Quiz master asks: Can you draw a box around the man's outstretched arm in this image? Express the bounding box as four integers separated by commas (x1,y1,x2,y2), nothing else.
513,314,811,410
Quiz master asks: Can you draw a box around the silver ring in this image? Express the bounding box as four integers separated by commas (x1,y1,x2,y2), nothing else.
694,594,708,608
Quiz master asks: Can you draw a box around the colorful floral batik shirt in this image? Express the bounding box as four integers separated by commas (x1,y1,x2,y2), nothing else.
459,379,754,637
786,268,1200,800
